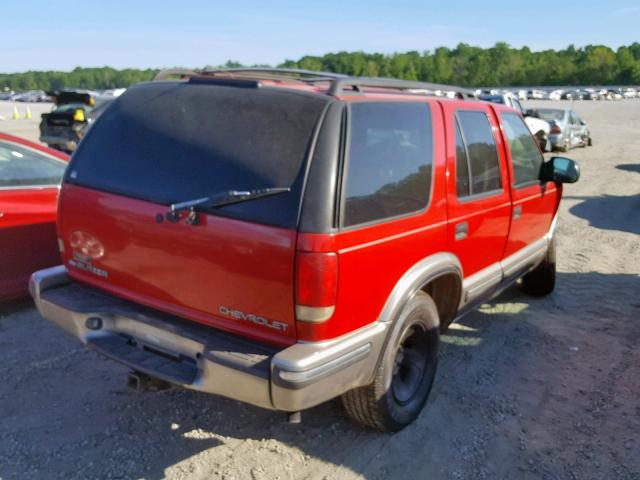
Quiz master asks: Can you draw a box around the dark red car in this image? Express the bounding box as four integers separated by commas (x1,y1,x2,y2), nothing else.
30,69,579,431
0,133,68,301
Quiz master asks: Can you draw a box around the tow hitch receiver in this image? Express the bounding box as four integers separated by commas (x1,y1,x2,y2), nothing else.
127,371,173,392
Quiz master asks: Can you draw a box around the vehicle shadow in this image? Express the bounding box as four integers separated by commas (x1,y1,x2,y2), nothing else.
616,163,640,174
565,194,640,235
0,297,33,318
2,272,639,479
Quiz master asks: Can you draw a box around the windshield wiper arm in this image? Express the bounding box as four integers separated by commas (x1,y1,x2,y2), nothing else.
163,187,291,225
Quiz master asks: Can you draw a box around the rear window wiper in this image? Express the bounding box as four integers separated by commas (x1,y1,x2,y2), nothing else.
161,188,291,225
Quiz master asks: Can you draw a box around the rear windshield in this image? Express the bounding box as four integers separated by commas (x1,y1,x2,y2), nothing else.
66,82,329,227
537,109,565,121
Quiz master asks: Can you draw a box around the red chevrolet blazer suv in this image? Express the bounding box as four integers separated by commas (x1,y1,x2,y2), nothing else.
30,69,579,431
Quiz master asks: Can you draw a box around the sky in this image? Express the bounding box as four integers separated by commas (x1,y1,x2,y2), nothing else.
1,1,639,73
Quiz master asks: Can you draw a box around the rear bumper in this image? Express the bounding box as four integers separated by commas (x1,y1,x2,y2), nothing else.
30,266,387,411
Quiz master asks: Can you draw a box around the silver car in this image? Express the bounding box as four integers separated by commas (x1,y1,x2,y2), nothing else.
534,108,592,152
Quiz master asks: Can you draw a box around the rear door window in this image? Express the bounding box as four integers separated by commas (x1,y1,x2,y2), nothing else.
66,82,330,228
342,102,433,227
501,113,544,186
455,110,502,197
455,120,470,197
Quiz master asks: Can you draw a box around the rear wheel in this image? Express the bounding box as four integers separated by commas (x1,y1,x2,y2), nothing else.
341,292,439,432
587,136,593,146
521,238,556,296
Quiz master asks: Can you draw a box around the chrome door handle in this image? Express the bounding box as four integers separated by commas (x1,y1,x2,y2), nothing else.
513,205,522,219
455,222,468,241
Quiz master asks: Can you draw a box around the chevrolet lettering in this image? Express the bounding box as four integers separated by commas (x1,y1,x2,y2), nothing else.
219,306,288,332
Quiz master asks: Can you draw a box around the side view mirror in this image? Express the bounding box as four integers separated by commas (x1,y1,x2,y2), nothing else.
540,156,580,184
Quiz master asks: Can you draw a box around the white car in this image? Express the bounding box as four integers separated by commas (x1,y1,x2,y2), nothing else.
549,90,563,101
479,93,550,150
622,88,637,99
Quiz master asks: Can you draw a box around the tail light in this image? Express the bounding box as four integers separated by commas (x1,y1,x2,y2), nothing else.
295,252,338,323
550,124,561,134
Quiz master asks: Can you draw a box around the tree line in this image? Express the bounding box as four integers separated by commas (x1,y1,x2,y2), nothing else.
2,43,640,92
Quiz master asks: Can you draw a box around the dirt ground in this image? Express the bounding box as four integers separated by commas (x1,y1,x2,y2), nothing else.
0,99,639,480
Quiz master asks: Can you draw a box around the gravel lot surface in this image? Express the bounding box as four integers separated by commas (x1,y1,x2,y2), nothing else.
1,99,639,480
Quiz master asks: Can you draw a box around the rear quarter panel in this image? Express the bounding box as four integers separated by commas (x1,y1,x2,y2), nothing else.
297,98,448,341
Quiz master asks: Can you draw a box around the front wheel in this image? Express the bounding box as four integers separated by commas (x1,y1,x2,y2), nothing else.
341,292,440,432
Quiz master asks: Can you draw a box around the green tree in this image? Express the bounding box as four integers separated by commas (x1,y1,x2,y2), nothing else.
3,43,640,92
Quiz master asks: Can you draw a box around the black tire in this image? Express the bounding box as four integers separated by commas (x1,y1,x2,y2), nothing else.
341,292,440,432
521,238,556,296
587,136,593,146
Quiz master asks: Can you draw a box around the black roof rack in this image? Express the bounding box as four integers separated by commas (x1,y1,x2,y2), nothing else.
328,77,476,99
153,68,474,99
200,67,349,84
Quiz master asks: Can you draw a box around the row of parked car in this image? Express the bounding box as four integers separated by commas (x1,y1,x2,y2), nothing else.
3,68,582,432
478,92,592,153
0,88,126,103
487,87,637,101
0,89,51,102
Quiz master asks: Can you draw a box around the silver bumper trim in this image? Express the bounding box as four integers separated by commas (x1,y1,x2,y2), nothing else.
30,267,386,412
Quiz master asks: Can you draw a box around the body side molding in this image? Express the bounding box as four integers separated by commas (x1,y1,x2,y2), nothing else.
501,236,549,280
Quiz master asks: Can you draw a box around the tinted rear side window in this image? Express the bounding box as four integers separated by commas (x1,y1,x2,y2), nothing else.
66,82,329,227
456,111,502,197
343,102,433,227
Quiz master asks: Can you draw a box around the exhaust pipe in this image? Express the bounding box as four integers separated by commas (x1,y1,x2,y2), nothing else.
127,371,172,392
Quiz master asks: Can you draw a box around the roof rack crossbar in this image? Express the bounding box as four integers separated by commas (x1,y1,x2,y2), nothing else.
154,69,200,81
328,77,475,99
201,67,349,81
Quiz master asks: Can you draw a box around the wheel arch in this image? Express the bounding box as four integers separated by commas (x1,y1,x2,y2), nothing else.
377,252,463,340
369,252,463,382
419,272,463,331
